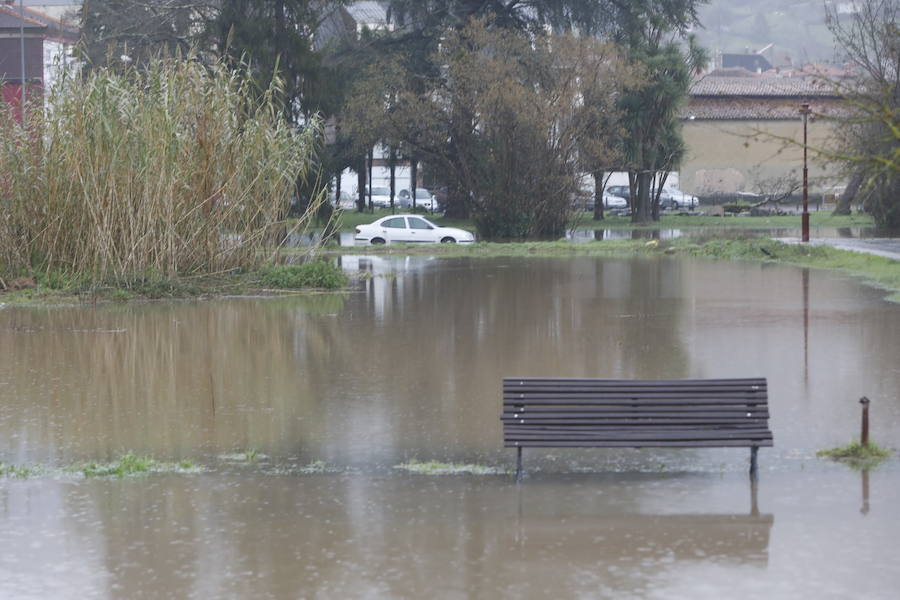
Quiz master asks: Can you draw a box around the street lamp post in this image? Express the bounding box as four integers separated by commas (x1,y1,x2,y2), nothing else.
800,103,811,242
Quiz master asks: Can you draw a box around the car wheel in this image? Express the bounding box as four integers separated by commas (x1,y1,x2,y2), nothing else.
371,237,386,245
441,237,456,244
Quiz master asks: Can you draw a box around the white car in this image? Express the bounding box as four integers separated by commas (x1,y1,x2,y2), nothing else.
354,215,476,245
364,186,393,208
603,193,628,208
659,188,698,209
398,188,438,211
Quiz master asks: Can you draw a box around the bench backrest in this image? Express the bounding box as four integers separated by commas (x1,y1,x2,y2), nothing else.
502,378,773,448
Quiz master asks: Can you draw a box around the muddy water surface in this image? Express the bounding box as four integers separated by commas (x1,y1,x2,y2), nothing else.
2,255,899,598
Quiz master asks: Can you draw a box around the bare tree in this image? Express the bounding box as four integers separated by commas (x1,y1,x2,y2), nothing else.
825,0,899,228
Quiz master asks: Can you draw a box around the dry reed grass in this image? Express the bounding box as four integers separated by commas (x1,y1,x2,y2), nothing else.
0,58,321,286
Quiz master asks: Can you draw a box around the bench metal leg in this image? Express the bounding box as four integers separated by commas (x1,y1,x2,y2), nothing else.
750,476,760,516
750,446,759,479
515,446,523,483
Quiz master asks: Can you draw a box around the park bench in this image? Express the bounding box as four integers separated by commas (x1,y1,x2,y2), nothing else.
502,377,773,480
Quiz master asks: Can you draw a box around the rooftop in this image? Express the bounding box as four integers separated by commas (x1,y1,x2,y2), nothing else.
691,75,840,98
0,5,47,30
346,1,388,25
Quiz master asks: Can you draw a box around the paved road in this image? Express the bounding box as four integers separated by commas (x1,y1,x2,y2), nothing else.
779,238,900,261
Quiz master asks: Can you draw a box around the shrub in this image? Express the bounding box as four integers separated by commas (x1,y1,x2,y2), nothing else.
0,57,321,285
722,202,753,214
260,261,347,289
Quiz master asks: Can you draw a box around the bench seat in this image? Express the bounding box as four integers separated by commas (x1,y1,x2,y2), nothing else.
502,377,773,479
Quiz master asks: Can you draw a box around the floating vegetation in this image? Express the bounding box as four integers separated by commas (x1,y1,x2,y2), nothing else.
296,460,339,474
76,452,201,478
1,453,200,479
817,441,892,468
219,449,266,463
0,462,43,478
394,460,508,475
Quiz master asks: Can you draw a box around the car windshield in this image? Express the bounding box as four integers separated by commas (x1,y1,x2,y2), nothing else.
415,189,431,199
371,187,390,195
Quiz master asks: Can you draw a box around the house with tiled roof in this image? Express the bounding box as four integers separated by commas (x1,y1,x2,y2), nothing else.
1,3,78,120
679,73,845,197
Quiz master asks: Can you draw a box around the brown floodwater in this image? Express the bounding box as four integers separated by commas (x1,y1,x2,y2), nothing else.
2,255,899,598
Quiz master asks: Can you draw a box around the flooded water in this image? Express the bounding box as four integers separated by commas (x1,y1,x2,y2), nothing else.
2,255,899,598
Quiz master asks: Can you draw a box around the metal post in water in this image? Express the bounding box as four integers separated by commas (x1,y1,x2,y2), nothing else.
859,396,870,448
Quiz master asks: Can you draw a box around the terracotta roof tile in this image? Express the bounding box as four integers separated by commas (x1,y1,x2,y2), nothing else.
683,96,845,121
690,76,839,98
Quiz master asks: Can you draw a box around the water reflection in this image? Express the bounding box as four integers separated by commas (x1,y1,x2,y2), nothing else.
3,471,898,599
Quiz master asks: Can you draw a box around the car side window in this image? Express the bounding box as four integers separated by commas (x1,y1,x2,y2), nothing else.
382,218,406,229
407,217,432,230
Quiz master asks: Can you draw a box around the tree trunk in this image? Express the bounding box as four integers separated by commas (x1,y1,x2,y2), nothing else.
367,147,374,212
443,179,470,219
834,171,863,215
592,170,605,220
389,147,396,213
410,157,418,209
334,168,342,209
356,156,366,213
632,171,653,223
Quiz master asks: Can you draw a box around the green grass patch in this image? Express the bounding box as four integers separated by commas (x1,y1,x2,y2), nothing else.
77,452,199,478
260,260,348,289
331,209,872,233
394,459,508,475
571,212,873,230
817,441,892,468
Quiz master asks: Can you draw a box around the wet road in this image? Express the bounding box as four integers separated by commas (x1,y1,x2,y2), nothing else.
781,237,900,260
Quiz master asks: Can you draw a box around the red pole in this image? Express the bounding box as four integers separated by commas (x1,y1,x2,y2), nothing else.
800,104,811,242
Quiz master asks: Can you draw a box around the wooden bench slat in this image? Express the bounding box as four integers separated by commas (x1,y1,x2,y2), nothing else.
504,377,767,385
504,420,771,427
502,410,770,418
503,404,768,412
506,427,772,438
505,390,766,397
504,400,767,408
506,439,774,448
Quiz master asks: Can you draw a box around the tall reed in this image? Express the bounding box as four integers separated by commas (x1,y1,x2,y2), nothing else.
0,58,321,286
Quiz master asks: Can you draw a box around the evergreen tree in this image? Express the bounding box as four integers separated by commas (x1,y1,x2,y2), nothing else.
211,1,348,123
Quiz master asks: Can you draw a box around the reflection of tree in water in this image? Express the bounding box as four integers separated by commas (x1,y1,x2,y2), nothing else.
293,256,691,466
0,297,348,462
69,474,771,598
